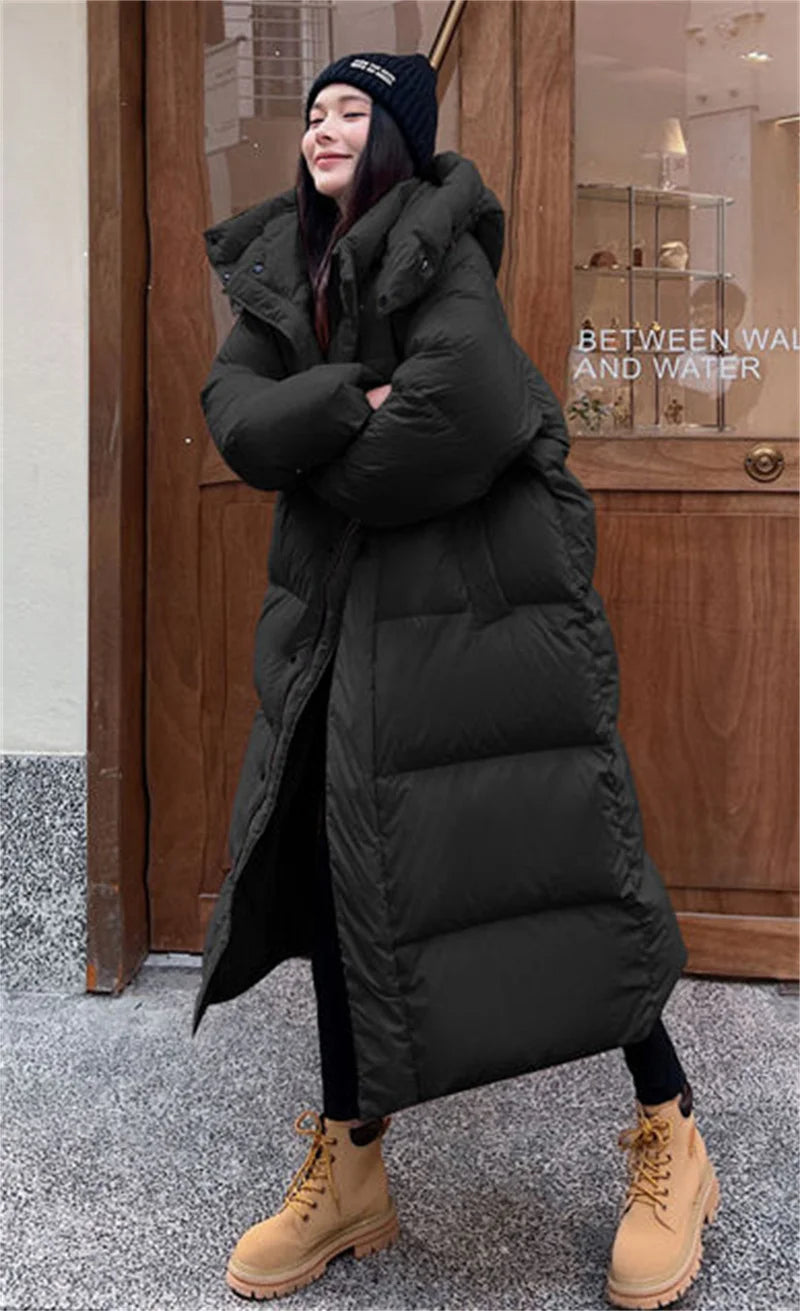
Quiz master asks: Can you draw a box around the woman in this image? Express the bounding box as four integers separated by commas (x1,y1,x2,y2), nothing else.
193,50,720,1309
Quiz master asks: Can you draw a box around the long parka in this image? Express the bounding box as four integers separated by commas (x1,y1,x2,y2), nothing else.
191,151,687,1121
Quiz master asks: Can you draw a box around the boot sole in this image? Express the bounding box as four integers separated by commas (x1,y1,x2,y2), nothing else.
606,1163,720,1310
225,1202,400,1301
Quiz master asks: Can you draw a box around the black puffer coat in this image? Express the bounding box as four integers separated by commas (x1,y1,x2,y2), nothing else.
191,151,687,1120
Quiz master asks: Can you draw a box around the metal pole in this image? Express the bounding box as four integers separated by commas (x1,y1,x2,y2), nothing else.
429,0,468,71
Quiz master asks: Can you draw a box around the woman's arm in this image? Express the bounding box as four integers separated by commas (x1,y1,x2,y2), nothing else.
200,309,377,492
303,253,548,528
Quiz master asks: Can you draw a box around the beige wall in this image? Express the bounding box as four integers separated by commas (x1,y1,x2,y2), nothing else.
2,0,88,753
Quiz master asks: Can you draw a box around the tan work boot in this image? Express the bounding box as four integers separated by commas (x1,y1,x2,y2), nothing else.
606,1081,720,1309
225,1108,399,1300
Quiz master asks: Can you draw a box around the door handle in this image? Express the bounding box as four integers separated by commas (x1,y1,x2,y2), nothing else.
744,444,785,482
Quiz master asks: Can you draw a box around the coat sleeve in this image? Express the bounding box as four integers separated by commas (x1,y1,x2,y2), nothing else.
199,308,377,492
303,253,546,527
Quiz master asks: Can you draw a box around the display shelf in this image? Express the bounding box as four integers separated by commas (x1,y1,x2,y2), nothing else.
571,182,735,435
577,182,734,209
575,265,734,282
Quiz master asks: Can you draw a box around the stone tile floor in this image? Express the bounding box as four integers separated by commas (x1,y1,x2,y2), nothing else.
1,963,797,1311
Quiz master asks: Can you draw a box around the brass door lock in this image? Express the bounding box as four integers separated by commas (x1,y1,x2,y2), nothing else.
744,444,784,482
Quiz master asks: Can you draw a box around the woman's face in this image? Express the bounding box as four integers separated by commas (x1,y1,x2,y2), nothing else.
302,83,372,210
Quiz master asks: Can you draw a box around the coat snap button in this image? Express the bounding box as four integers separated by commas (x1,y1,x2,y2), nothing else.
251,262,264,273
420,257,431,272
222,271,231,282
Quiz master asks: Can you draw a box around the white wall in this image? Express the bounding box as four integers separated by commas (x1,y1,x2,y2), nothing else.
2,0,88,754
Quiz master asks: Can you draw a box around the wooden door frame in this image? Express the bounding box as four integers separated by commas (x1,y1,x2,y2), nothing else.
86,0,149,994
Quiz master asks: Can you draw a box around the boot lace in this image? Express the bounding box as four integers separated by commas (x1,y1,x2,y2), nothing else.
618,1106,673,1214
282,1110,340,1218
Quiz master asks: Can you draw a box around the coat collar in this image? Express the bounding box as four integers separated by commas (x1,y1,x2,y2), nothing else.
202,151,504,323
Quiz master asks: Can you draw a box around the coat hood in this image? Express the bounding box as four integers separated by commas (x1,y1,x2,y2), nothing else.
202,151,505,319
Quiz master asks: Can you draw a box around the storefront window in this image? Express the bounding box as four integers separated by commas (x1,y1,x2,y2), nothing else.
569,0,799,438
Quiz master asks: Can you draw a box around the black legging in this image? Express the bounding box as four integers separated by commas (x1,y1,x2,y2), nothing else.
310,809,363,1120
306,681,688,1119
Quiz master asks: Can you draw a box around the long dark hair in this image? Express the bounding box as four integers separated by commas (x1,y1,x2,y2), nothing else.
296,100,420,355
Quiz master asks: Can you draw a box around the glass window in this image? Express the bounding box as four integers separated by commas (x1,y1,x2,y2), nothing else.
570,0,799,439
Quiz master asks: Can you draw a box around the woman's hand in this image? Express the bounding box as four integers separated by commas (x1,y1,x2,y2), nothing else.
365,383,392,410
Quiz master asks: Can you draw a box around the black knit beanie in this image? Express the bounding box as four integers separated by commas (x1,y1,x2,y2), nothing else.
305,52,438,174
